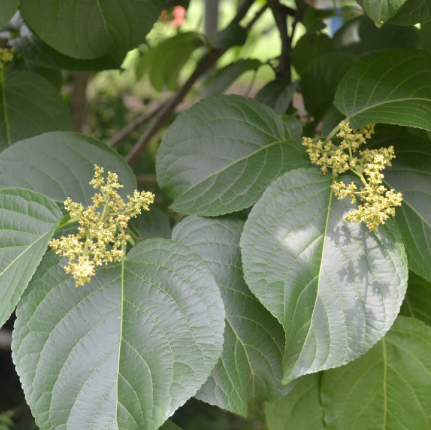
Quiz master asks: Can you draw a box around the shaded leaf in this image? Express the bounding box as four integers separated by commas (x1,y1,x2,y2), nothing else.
265,373,325,430
0,131,136,205
131,206,171,240
360,0,408,26
292,33,331,76
400,272,431,327
280,115,303,138
322,317,431,429
13,239,225,430
156,95,308,216
241,168,408,384
173,216,290,417
20,0,165,59
149,32,204,92
368,125,431,282
255,79,297,115
160,421,184,430
212,23,247,49
388,0,431,25
0,71,72,151
206,59,261,97
335,50,431,130
0,188,61,328
301,52,354,120
10,33,126,71
0,0,19,29
420,21,431,55
331,15,419,55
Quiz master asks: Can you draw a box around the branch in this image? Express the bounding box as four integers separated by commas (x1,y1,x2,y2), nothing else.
164,0,178,9
108,102,165,148
0,328,12,350
245,2,270,31
125,0,256,165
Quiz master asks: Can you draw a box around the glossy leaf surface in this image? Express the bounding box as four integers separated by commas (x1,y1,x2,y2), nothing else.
0,132,136,205
20,0,165,59
335,50,431,130
241,168,408,384
173,216,290,416
0,188,61,328
156,95,308,216
13,239,225,430
265,373,324,430
361,0,407,26
0,72,72,151
10,34,126,71
322,317,431,429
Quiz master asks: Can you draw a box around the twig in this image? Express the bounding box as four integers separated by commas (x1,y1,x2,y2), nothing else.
136,174,158,185
125,0,256,165
0,328,12,350
108,102,165,147
245,3,270,31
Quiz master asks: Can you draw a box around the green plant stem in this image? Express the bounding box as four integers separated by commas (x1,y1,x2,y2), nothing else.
55,217,79,230
127,226,140,245
327,123,341,140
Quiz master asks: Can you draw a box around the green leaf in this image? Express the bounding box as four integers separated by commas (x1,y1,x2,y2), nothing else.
255,79,297,115
10,33,126,71
388,0,431,25
212,23,247,49
400,272,431,326
420,21,431,54
368,125,431,282
206,59,261,97
292,33,331,76
0,71,72,151
265,373,325,430
131,206,171,240
0,188,61,328
13,239,225,430
301,53,355,120
0,0,19,29
331,15,419,55
335,50,431,130
20,0,165,59
322,317,431,429
173,216,290,417
156,95,309,216
0,131,136,205
240,168,408,384
360,0,408,26
149,32,204,92
160,421,184,430
280,115,303,138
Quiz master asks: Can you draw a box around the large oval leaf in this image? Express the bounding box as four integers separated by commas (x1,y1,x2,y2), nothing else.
173,216,290,417
0,188,61,328
20,0,165,59
388,0,431,25
0,71,72,151
241,168,408,384
0,131,136,205
369,125,431,282
156,95,308,216
400,272,431,327
322,317,431,429
335,50,431,130
13,239,225,430
265,373,325,430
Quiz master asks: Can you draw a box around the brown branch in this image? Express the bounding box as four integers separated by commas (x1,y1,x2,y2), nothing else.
0,328,12,350
108,102,165,147
245,2,270,31
125,0,256,165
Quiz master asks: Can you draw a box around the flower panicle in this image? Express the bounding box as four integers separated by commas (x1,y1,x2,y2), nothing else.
302,121,402,232
49,165,155,286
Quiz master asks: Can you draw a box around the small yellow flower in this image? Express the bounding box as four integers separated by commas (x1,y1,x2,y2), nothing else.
50,165,155,286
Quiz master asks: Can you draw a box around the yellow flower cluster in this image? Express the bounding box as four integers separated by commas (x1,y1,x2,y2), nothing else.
303,121,402,232
0,48,14,66
50,165,154,286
